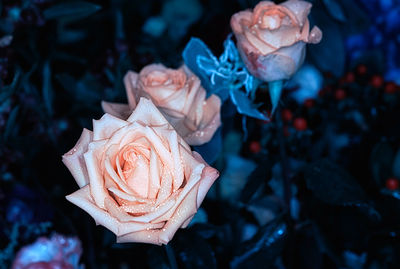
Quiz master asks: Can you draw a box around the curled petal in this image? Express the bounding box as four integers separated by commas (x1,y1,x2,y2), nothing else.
92,113,128,141
309,26,323,44
281,0,312,27
62,128,93,188
127,97,169,127
66,186,163,236
123,71,139,109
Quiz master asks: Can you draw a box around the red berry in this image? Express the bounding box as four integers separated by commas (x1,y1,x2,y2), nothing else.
304,99,315,108
371,75,384,88
344,72,355,83
384,82,397,94
281,109,293,122
249,141,261,154
293,117,307,131
386,178,399,190
356,64,367,75
335,89,347,100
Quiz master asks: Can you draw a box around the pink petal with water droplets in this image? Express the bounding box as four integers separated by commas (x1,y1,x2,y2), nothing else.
62,128,93,188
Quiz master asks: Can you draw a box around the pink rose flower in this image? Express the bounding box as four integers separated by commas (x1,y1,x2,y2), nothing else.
12,234,82,269
231,0,322,82
102,64,221,146
63,98,219,245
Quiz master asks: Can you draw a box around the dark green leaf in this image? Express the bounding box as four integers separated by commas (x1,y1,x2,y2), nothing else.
43,2,101,21
231,219,287,269
4,106,19,141
309,9,345,77
305,160,366,205
370,142,395,186
240,159,272,203
42,62,53,115
171,230,217,269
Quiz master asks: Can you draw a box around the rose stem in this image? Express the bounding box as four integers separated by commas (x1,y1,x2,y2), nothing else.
164,244,178,269
276,106,291,211
276,105,295,269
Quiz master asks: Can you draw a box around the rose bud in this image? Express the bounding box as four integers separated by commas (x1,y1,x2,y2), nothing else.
102,64,221,146
63,98,219,245
230,0,322,82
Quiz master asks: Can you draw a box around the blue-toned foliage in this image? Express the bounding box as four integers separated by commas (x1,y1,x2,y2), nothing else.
183,36,267,121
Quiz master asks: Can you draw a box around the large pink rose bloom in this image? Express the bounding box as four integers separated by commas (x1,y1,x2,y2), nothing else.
231,0,322,82
63,98,219,245
102,64,221,146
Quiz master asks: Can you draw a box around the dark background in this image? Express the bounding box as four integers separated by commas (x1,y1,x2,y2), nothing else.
1,0,400,268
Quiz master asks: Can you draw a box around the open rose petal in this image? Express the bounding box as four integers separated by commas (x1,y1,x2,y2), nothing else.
63,98,219,245
62,128,93,188
103,65,221,146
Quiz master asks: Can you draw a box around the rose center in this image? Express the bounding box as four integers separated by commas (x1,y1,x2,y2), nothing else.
119,147,150,198
146,71,169,86
261,14,281,30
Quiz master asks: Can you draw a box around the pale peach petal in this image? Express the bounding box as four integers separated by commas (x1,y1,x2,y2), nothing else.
231,10,253,34
123,197,176,222
299,18,310,42
158,182,201,244
192,152,220,206
156,83,189,112
104,196,136,222
125,155,150,198
150,161,204,224
82,139,109,208
101,101,131,120
104,154,135,195
123,71,139,109
184,81,205,127
66,186,163,236
156,168,173,204
255,25,300,49
181,215,195,228
108,187,148,203
308,26,322,44
127,97,169,126
244,29,277,55
169,131,184,191
62,128,93,188
184,95,221,146
117,229,162,245
252,1,276,20
281,0,312,27
144,126,173,169
148,148,161,199
92,113,128,141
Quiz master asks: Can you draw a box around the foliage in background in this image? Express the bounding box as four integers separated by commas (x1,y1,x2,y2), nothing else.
1,0,400,268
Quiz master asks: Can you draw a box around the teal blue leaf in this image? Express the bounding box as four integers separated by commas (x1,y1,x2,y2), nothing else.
43,2,101,21
230,89,267,121
182,38,216,93
268,80,283,114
